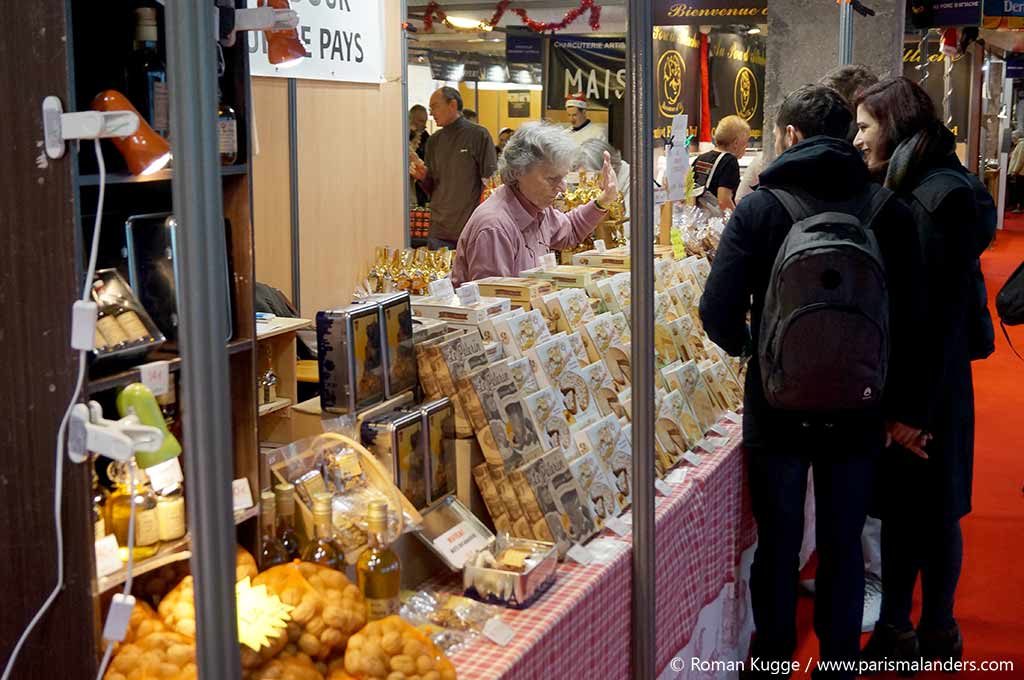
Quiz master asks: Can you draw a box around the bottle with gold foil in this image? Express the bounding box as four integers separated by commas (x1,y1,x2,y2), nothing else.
108,460,160,561
301,492,341,569
274,483,302,560
259,490,289,569
356,500,401,621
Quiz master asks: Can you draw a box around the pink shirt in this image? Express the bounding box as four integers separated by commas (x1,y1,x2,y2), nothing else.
451,184,605,286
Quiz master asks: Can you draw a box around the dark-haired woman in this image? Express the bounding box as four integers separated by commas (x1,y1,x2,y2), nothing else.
853,76,996,668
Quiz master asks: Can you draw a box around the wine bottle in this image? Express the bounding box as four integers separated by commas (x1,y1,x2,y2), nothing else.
274,483,302,560
356,500,401,621
125,7,169,138
259,490,289,569
301,492,341,568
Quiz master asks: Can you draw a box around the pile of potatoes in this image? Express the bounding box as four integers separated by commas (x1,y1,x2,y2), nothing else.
103,631,197,680
340,616,456,680
246,651,325,680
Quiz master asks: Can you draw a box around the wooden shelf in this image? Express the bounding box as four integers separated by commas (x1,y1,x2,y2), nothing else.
95,505,260,594
88,338,252,394
256,317,312,341
79,163,249,186
258,396,292,417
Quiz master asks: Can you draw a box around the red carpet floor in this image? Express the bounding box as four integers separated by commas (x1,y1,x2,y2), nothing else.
790,231,1024,678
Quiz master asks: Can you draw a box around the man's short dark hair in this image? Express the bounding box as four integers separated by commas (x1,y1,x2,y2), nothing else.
409,104,426,115
463,108,477,121
776,85,853,140
439,86,463,111
820,64,879,107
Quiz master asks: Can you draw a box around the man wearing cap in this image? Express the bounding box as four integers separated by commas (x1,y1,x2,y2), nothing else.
565,94,608,145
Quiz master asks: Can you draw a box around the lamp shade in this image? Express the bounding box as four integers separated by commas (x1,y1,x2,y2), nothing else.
92,90,172,176
261,0,306,68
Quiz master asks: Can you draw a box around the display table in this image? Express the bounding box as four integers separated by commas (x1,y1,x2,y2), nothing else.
447,422,758,680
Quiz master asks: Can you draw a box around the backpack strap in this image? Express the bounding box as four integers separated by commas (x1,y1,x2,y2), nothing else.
1002,321,1024,361
861,185,895,229
764,188,815,223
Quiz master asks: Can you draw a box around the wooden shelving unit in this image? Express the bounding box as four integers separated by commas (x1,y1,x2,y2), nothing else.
256,318,313,446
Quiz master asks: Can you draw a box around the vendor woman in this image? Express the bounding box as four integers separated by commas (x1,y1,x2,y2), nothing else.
451,121,618,286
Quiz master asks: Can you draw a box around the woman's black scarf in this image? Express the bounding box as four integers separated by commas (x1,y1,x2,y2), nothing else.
883,121,958,194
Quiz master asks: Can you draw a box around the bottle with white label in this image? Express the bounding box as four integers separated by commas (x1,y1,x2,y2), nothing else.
125,7,169,138
356,500,401,621
108,460,160,561
218,85,238,166
156,483,186,542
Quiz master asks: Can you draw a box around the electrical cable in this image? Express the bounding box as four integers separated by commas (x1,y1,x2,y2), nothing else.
95,463,136,680
1,138,106,680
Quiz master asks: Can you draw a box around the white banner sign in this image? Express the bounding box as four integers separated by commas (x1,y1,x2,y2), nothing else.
665,114,689,202
247,0,385,84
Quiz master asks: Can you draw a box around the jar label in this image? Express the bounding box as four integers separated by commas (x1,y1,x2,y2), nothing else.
135,508,160,545
219,119,238,155
365,596,399,621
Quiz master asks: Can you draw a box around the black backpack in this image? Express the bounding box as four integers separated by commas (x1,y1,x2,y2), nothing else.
759,186,893,412
996,259,1024,359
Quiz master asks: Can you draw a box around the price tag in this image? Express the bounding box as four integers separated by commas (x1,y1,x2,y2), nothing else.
653,188,669,205
564,171,581,185
539,253,557,270
665,468,688,485
593,239,607,253
432,520,490,569
139,360,170,397
605,516,631,537
709,424,729,437
567,543,594,565
428,278,456,300
456,282,481,306
707,436,729,449
482,617,516,646
587,538,630,564
655,479,674,496
95,534,122,578
724,410,742,424
232,478,254,512
146,457,183,494
683,451,704,467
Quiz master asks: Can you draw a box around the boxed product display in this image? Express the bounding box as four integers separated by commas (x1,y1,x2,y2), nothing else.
361,411,428,511
366,292,418,398
519,264,607,290
416,397,456,504
472,277,554,306
571,244,675,269
523,449,599,547
90,269,166,361
411,294,511,325
317,301,386,415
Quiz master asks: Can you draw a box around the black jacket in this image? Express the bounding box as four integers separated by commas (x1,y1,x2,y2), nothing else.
699,136,927,452
876,125,993,522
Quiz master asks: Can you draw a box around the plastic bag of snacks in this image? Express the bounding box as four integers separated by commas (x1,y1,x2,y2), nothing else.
341,615,456,680
400,590,506,654
104,631,197,680
247,651,325,680
157,575,289,670
253,562,367,662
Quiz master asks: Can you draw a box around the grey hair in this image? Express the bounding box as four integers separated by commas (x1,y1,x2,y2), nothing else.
499,122,579,186
574,138,622,175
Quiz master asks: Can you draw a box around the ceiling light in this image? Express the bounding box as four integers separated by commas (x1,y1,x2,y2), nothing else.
747,27,762,35
445,15,492,31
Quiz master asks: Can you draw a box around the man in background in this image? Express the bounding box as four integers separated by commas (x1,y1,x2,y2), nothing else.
821,64,880,142
409,104,430,207
411,87,497,250
463,109,478,124
565,93,608,145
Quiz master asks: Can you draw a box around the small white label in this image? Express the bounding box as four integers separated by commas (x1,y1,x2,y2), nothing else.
539,253,558,270
232,478,254,512
145,457,183,494
565,171,581,185
567,543,594,565
605,516,631,537
654,188,669,205
655,479,673,496
95,534,121,578
139,360,170,397
432,520,490,570
665,468,688,485
707,436,729,449
482,617,516,646
683,451,704,466
429,278,456,300
709,424,729,437
724,410,742,424
588,537,630,564
457,282,482,306
593,239,607,253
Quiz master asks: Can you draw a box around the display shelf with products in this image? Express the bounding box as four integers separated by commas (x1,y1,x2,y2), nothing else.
87,338,253,395
258,396,292,417
78,163,249,186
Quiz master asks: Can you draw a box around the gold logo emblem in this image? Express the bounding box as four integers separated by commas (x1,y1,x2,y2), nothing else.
734,66,758,121
657,50,685,117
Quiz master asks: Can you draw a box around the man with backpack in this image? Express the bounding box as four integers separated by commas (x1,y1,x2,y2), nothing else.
699,85,928,678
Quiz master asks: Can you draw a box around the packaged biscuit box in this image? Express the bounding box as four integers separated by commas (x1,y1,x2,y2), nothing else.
603,345,632,393
580,360,623,419
523,387,575,458
679,360,721,434
555,288,595,332
479,308,525,346
566,331,591,367
473,276,555,303
523,449,599,549
581,313,617,363
504,309,551,357
507,357,540,396
411,294,511,325
569,451,621,527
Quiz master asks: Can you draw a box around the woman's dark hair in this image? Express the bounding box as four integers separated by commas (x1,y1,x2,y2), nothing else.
854,76,937,160
776,85,853,140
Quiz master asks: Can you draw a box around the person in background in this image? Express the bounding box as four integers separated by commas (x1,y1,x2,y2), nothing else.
821,63,880,141
854,76,995,668
735,152,763,203
451,122,617,285
410,87,497,250
575,139,631,224
463,109,478,124
565,93,608,145
691,115,751,215
409,104,430,208
699,85,925,679
496,127,514,157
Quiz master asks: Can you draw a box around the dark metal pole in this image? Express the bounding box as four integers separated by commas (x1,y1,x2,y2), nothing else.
839,0,854,65
288,78,301,308
626,0,656,677
164,4,242,678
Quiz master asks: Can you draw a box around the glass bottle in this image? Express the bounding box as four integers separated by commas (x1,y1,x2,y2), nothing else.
356,500,401,621
301,492,340,569
218,85,238,166
92,469,109,541
111,295,153,343
259,490,289,569
274,483,302,560
126,6,169,138
156,483,186,542
108,460,160,561
96,306,130,348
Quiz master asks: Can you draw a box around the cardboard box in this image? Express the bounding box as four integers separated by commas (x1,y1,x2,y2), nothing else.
411,294,511,325
473,276,555,303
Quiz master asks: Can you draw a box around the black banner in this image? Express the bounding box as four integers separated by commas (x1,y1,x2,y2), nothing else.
902,42,972,142
655,0,768,25
653,27,702,143
708,32,766,142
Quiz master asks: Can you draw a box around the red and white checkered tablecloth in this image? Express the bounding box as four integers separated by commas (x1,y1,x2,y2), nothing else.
447,421,755,680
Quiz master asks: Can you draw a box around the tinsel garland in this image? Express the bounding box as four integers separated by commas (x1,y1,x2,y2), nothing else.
422,0,601,34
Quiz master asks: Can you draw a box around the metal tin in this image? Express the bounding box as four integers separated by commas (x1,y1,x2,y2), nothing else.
317,301,385,414
91,269,166,362
419,397,454,503
366,292,418,399
360,410,427,510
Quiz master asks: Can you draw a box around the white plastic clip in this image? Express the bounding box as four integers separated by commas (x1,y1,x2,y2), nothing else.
68,401,164,463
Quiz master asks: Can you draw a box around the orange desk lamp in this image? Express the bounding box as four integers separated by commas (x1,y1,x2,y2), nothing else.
91,90,172,176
